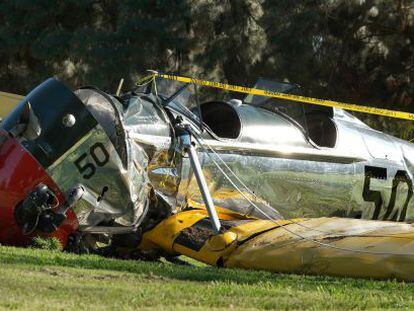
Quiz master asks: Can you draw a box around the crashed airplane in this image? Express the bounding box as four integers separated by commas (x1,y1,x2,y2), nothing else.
1,75,414,280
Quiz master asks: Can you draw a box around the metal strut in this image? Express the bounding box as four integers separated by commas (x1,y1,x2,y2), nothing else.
177,125,221,233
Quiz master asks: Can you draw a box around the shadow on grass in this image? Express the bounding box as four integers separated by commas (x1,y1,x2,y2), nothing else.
0,246,408,289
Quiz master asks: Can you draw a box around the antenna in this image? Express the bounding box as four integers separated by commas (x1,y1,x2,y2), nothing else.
116,78,124,96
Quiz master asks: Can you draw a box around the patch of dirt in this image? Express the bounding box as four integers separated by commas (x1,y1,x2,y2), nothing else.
174,219,216,251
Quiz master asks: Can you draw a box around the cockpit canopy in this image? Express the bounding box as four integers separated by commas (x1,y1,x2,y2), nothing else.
143,76,337,148
244,78,337,148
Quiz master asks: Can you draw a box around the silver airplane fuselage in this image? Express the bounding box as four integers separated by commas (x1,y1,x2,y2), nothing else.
3,77,413,241
143,94,414,224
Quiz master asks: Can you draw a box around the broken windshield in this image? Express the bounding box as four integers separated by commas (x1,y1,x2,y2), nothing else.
151,77,202,127
244,78,308,133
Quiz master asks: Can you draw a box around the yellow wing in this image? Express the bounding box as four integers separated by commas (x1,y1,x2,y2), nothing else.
0,91,23,118
141,209,414,281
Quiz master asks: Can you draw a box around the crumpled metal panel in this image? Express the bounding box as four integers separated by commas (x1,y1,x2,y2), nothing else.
75,88,128,168
47,124,150,227
46,114,151,228
47,91,175,229
123,95,171,143
122,94,180,209
176,150,355,220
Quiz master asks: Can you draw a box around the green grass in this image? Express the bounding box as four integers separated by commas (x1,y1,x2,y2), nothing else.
0,246,413,310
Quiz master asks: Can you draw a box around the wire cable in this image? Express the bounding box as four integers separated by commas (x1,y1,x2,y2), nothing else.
194,133,406,234
191,132,414,256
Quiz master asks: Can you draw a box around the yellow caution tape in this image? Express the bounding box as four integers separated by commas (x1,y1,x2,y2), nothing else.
156,73,414,121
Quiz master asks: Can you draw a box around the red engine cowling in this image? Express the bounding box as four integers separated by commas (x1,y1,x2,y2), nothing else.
0,130,78,247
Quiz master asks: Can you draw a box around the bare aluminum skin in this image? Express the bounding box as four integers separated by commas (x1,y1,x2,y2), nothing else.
144,79,414,224
64,79,414,230
174,106,414,222
8,77,414,234
46,88,154,229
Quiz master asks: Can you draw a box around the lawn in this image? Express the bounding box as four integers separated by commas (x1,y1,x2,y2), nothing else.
0,245,412,310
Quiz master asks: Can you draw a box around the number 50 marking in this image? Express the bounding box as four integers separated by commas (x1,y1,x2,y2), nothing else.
74,143,110,179
363,166,413,221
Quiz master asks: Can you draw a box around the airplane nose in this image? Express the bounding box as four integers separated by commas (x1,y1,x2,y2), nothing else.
0,130,78,247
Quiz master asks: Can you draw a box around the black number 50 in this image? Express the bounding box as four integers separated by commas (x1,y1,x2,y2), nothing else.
363,166,413,221
74,143,110,179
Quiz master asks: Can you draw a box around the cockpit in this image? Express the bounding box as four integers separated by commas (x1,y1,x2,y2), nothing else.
141,76,338,148
243,78,337,148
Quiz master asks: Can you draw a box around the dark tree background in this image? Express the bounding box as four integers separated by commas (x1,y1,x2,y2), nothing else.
0,0,413,138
